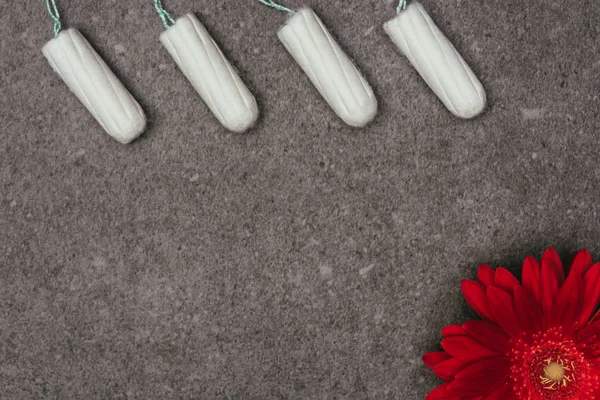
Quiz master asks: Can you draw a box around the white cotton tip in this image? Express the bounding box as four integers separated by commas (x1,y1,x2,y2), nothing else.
160,14,259,133
384,2,486,119
278,8,378,128
42,28,146,144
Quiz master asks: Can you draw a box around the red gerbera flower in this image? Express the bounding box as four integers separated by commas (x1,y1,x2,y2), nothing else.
423,248,600,399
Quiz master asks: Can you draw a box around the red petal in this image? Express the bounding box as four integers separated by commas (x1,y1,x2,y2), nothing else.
462,280,491,320
522,256,542,305
513,285,543,333
484,383,515,400
426,383,461,400
570,249,593,277
486,286,522,338
542,247,564,285
552,272,582,327
578,324,600,339
454,357,511,384
462,320,510,354
541,261,559,327
582,318,600,338
442,324,466,337
579,263,600,324
447,357,510,396
433,358,468,380
494,267,520,292
423,352,451,370
442,336,500,362
478,265,495,286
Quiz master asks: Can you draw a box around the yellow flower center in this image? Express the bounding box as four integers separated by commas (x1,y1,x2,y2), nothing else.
544,362,565,381
540,358,575,390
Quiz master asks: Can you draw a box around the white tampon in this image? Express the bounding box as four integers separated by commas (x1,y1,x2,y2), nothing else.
160,14,258,133
384,2,486,119
42,29,146,144
278,8,377,128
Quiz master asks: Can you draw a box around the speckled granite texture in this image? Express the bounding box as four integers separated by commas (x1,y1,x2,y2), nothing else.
1,0,600,398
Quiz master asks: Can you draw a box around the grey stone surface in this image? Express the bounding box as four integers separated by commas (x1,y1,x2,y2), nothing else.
1,0,600,398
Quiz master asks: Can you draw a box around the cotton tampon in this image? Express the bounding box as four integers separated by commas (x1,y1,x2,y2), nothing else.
160,14,259,133
384,2,486,119
278,8,378,128
42,28,147,144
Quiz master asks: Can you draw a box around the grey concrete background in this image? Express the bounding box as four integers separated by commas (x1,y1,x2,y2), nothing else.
1,0,599,398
